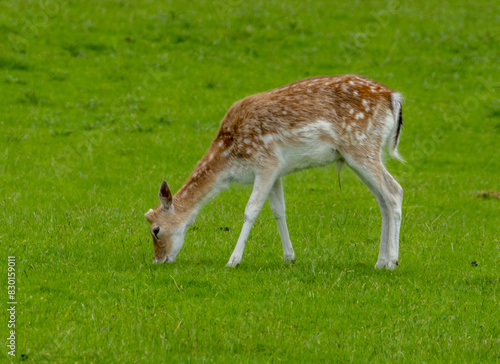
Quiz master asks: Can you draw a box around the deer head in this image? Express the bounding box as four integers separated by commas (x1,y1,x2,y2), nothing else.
144,181,188,264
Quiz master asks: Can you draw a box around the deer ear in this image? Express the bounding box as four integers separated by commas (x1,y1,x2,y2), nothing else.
158,181,173,212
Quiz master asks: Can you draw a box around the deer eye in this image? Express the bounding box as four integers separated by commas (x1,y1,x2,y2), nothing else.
151,226,160,239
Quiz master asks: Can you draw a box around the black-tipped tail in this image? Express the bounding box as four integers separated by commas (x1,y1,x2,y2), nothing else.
388,92,404,162
395,106,403,144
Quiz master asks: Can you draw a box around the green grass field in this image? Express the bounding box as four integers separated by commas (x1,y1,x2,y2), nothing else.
1,0,499,362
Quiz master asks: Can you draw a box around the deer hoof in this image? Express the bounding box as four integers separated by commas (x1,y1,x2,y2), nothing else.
226,256,241,268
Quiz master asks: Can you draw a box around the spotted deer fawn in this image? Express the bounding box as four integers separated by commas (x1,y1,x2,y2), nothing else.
145,74,404,269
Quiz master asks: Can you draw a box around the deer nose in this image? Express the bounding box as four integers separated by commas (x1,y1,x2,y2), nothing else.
152,226,160,238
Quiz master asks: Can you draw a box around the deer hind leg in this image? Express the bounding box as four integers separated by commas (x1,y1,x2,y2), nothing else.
344,155,403,269
381,169,403,268
226,171,278,267
268,178,295,263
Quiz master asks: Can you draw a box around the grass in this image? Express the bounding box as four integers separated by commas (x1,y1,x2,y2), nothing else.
1,0,499,362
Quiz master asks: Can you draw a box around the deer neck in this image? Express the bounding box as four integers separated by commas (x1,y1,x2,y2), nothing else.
172,151,228,225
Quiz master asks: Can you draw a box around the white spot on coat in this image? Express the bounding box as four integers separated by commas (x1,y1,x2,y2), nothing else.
261,134,274,146
355,131,367,141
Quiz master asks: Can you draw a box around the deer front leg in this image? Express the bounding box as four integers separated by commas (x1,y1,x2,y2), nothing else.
268,178,295,263
226,173,277,267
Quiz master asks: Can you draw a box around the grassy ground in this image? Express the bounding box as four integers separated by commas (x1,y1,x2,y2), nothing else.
1,0,499,362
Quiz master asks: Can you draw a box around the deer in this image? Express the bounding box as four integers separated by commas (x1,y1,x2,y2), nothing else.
144,74,404,269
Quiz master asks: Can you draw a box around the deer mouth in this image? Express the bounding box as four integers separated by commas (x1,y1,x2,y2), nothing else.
153,256,168,264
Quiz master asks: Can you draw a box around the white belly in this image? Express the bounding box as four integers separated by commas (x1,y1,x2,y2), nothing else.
278,142,340,176
278,119,341,176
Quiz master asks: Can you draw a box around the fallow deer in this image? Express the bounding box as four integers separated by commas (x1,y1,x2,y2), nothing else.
145,74,404,269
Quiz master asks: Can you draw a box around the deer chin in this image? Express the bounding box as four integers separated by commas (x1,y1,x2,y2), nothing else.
165,246,182,263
